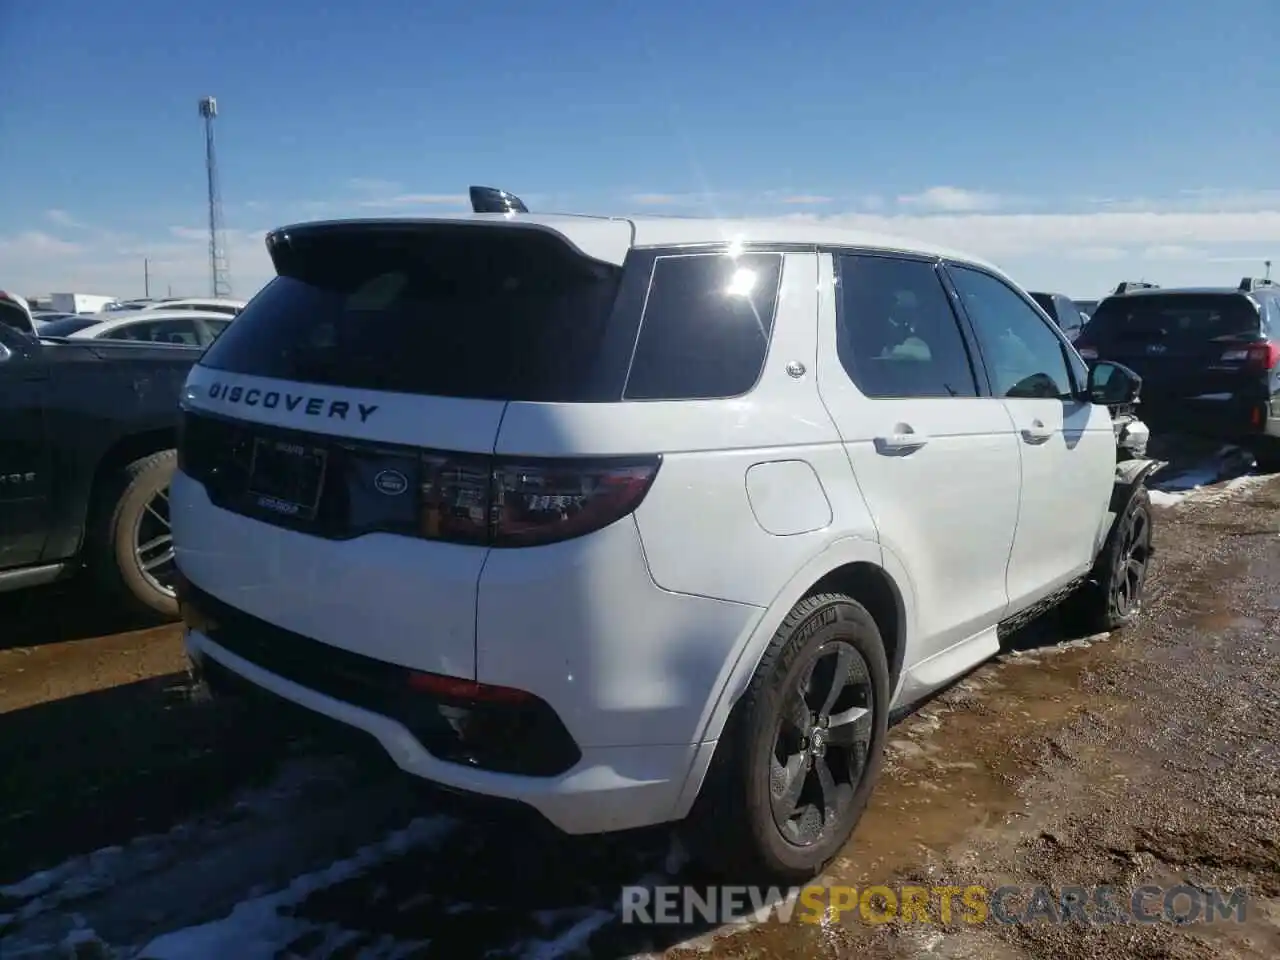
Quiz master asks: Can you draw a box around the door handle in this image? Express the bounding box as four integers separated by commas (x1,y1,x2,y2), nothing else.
1020,420,1054,444
874,425,930,454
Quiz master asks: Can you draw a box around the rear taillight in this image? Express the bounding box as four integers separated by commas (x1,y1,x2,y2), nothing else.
419,453,660,548
1221,341,1280,371
407,670,533,704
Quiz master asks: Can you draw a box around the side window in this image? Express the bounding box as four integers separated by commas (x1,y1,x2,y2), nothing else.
834,255,978,398
948,265,1076,400
104,322,153,341
197,319,232,345
1054,297,1084,336
623,251,783,400
151,319,201,344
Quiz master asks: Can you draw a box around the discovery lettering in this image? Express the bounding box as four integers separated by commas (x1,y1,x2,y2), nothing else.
206,382,378,423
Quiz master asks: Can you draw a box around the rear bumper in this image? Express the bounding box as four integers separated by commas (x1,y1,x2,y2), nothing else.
186,628,715,835
1136,393,1280,441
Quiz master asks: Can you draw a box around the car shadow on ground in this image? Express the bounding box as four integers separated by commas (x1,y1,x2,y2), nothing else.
0,578,167,652
0,669,326,885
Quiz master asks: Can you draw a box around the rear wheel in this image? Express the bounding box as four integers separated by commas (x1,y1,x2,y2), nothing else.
87,450,180,621
686,593,890,883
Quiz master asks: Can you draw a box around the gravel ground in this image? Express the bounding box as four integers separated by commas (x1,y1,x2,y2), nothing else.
678,477,1280,959
0,466,1276,959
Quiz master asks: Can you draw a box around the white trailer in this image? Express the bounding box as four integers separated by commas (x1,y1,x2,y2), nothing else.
50,293,119,314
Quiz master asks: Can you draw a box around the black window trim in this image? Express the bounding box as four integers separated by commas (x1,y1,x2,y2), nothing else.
618,245,787,403
940,261,1087,399
833,250,991,400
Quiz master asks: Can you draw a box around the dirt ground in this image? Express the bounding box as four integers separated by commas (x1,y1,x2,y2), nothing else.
0,469,1277,959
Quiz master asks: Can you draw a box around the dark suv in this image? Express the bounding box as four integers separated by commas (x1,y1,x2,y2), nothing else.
1075,278,1280,469
1029,291,1088,341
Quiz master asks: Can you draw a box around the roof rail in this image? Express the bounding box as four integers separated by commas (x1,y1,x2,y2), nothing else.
469,185,528,215
1238,277,1276,292
1113,281,1160,295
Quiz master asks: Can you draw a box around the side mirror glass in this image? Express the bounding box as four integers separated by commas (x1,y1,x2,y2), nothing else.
1087,360,1141,405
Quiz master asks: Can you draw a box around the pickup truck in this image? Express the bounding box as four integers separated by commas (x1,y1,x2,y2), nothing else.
0,291,200,619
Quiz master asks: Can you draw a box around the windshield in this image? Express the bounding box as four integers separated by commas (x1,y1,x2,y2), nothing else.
38,316,101,337
1085,293,1261,345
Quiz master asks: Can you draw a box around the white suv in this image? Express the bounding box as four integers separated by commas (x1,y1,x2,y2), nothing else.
172,189,1158,881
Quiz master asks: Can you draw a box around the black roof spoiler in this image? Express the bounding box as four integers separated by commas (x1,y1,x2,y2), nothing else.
469,185,528,214
1113,281,1159,294
1238,277,1276,292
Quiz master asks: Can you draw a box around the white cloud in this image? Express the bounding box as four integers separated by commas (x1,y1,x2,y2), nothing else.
45,209,90,230
0,231,82,258
1141,244,1206,261
897,186,1004,212
1065,246,1127,262
0,224,273,300
357,193,469,209
780,194,834,205
628,192,688,205
7,189,1280,302
346,177,401,194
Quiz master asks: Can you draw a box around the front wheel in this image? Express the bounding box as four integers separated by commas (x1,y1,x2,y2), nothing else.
686,593,890,883
87,450,180,621
1065,486,1153,634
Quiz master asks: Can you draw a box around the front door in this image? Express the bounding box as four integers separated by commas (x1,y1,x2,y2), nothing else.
945,263,1115,609
0,327,51,569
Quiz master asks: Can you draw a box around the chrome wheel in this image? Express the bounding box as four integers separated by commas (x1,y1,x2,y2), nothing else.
770,640,875,847
1111,502,1151,618
133,485,176,596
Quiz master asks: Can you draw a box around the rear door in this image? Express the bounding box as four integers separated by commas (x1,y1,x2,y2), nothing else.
1083,293,1266,399
0,325,51,569
176,219,632,679
816,252,1021,659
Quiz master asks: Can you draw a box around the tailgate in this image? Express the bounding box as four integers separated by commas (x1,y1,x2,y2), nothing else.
175,218,631,680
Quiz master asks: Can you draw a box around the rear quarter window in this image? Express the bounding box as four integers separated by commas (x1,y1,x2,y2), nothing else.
622,252,783,400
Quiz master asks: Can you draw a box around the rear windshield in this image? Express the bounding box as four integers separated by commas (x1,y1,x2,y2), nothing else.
200,226,624,402
38,316,99,336
1086,293,1262,345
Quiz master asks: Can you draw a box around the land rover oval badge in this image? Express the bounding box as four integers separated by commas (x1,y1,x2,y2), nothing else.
373,469,409,496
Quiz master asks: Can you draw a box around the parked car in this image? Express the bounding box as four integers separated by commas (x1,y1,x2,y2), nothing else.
103,297,246,316
60,310,234,348
30,311,84,326
173,187,1158,882
0,295,202,617
1029,291,1088,341
1076,278,1280,470
30,315,102,337
0,290,35,334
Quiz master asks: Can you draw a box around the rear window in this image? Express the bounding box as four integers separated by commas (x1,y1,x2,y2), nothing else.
1086,294,1262,345
623,252,783,400
200,226,624,402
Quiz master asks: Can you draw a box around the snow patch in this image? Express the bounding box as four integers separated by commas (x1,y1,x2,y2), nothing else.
136,816,450,959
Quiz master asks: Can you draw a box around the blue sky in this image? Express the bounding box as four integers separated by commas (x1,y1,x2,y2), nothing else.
3,0,1278,300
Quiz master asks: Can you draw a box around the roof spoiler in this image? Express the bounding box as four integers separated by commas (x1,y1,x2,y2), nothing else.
1238,277,1276,292
469,185,528,214
1113,281,1159,295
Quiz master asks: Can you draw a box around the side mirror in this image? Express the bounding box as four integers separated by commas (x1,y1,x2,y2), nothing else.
1087,360,1142,405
